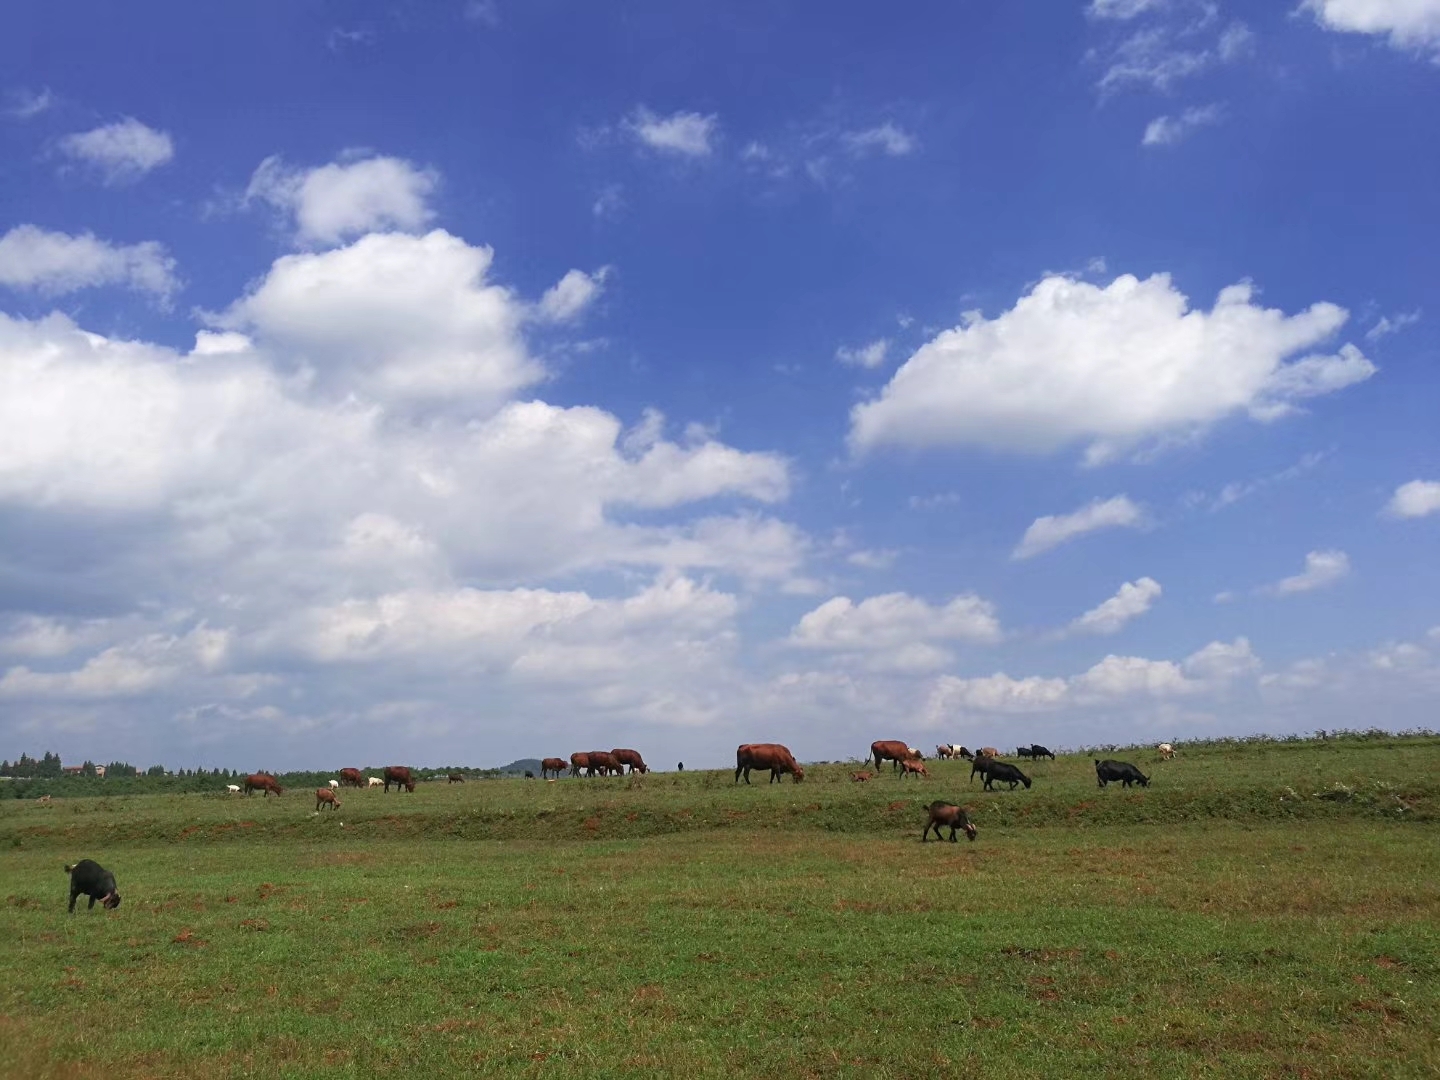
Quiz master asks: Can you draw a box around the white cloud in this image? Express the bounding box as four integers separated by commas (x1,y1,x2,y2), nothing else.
57,117,174,183
846,548,897,570
624,107,718,157
592,184,625,220
850,273,1375,462
537,267,609,323
1303,0,1440,53
0,626,229,701
789,592,1001,672
835,338,890,368
1013,496,1146,560
1217,21,1256,60
1270,550,1350,595
0,226,180,301
1385,479,1440,519
1367,310,1420,340
4,88,54,120
245,154,438,247
1099,28,1213,93
1142,103,1223,146
1191,450,1329,512
1183,637,1261,681
1069,577,1162,634
1088,0,1165,18
842,123,917,157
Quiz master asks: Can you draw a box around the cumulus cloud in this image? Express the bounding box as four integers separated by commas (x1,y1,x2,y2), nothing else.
0,626,229,701
57,117,174,183
1385,479,1440,518
789,592,1001,672
835,338,890,368
1142,103,1223,146
1303,0,1440,53
1069,577,1162,634
842,123,917,157
1367,310,1421,340
624,107,718,157
0,226,180,301
245,154,438,246
1013,496,1146,560
4,87,54,120
850,273,1375,462
1269,550,1350,595
1087,0,1165,18
537,267,609,323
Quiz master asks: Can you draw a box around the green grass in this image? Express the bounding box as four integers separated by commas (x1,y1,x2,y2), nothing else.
2,737,1438,1078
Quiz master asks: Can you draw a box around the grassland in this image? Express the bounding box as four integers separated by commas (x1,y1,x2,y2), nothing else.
2,736,1437,1078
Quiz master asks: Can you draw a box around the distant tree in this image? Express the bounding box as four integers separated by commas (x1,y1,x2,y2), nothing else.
146,764,166,777
81,760,97,777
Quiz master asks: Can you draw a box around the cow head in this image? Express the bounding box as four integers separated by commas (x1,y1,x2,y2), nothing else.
791,765,805,782
101,891,121,909
963,822,977,842
405,780,416,792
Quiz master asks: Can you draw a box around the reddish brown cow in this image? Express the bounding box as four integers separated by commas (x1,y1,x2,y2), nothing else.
244,773,283,797
851,770,874,782
899,758,929,779
922,802,977,843
585,751,621,777
383,765,416,793
735,743,804,784
611,748,648,774
541,757,567,779
315,787,341,811
338,768,363,789
871,740,919,773
979,747,1001,759
569,752,590,777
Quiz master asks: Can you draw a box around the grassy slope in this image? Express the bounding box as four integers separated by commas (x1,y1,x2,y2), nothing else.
1,737,1437,1079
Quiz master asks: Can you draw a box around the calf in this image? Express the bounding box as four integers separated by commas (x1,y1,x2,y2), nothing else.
980,761,1031,791
979,746,1000,759
226,784,241,793
1095,759,1150,788
328,779,340,789
851,770,874,782
367,776,384,788
1157,743,1176,761
65,859,120,913
935,744,954,759
1017,746,1036,759
922,802,978,843
315,788,341,811
899,758,929,779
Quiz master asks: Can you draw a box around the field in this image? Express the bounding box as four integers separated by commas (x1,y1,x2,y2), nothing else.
2,735,1438,1079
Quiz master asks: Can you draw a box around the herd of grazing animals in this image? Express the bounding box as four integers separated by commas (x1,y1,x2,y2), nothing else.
58,740,1177,914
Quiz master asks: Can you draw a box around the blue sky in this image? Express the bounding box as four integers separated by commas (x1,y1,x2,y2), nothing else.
1,0,1437,772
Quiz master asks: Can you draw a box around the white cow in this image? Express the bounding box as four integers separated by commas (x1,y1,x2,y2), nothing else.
367,776,384,788
226,784,241,793
1158,743,1176,761
328,779,340,789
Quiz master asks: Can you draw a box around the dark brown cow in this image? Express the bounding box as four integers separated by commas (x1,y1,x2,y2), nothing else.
569,752,590,777
871,740,918,773
922,802,977,843
244,773,283,797
611,748,648,774
315,787,341,811
541,757,567,779
338,767,363,789
383,765,416,793
447,773,465,784
735,743,804,784
586,751,621,777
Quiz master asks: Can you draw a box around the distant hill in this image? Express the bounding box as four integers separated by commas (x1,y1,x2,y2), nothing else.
496,758,544,774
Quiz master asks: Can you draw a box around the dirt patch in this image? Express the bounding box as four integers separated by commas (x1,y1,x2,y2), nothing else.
172,927,208,947
1001,945,1083,963
239,917,269,931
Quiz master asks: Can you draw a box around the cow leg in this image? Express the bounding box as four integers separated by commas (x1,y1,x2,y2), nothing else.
949,826,959,842
922,823,931,842
68,888,78,914
87,894,96,910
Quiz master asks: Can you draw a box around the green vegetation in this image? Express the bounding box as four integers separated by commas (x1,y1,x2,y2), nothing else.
2,735,1437,1078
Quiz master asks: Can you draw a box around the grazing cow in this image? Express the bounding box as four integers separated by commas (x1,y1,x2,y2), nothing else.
1157,743,1176,761
523,771,534,779
585,751,621,777
954,745,975,761
677,762,684,772
611,748,649,775
851,770,873,782
735,743,805,784
1030,744,1056,761
338,767,364,789
1017,746,1034,759
569,752,591,778
969,755,994,784
979,747,1000,759
383,765,416,793
540,757,567,780
226,784,241,793
1095,759,1150,789
367,776,384,788
244,773,283,797
448,773,465,784
315,787,341,811
935,744,955,759
871,740,917,773
979,761,1031,791
922,802,978,843
65,859,120,913
899,758,929,779
36,794,53,805
328,779,340,789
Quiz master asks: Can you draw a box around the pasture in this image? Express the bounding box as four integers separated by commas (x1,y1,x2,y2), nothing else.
2,735,1437,1078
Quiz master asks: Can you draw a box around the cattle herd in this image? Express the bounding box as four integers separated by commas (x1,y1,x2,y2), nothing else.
57,740,1174,913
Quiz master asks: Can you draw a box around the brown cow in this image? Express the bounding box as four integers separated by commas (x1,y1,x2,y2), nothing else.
871,740,920,773
569,752,590,778
979,747,1001,759
922,802,977,842
899,758,929,779
611,748,648,774
383,765,416,793
447,773,465,784
244,773,283,797
851,770,874,782
586,751,621,777
338,767,364,789
735,743,804,784
541,757,567,779
315,787,341,811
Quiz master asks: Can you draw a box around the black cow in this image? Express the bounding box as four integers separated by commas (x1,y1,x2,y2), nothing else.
65,859,120,913
1095,759,1150,788
1017,744,1056,760
980,761,1032,791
